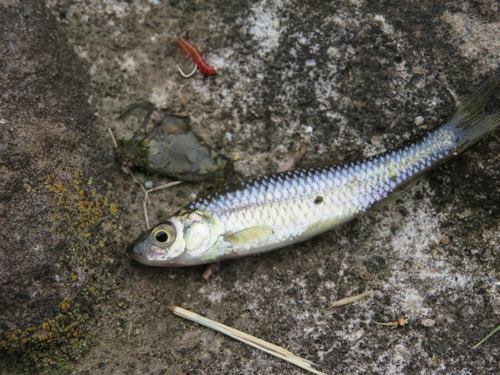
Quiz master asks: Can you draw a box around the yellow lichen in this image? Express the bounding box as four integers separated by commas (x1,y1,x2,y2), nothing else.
2,173,123,370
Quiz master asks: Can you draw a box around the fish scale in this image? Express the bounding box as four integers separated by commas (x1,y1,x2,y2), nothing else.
128,73,500,266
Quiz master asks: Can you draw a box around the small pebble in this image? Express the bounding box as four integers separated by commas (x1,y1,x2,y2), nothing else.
305,59,316,67
116,298,128,309
144,181,153,189
421,319,436,328
371,135,383,147
230,152,241,162
440,235,450,245
298,36,308,45
414,116,425,126
327,46,339,58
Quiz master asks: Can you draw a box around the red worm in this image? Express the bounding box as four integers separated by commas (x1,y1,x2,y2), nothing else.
177,35,216,75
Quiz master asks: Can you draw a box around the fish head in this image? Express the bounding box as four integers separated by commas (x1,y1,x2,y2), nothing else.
127,210,217,266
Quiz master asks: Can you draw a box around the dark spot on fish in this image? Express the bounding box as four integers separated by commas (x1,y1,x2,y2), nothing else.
314,196,323,204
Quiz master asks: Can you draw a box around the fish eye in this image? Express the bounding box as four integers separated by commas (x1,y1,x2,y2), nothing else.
155,231,169,242
152,224,175,246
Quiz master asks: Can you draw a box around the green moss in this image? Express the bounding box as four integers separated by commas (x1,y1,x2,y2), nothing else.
114,138,150,170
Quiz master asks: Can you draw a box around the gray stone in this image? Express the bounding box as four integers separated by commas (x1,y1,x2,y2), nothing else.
2,0,500,373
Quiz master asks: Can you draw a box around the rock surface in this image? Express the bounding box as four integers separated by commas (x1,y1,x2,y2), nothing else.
2,0,500,374
0,1,119,371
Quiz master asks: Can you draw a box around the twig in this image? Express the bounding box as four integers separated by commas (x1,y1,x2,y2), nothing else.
331,291,374,307
375,316,408,329
202,263,219,280
170,306,328,375
129,171,149,203
128,314,144,342
142,181,184,230
147,181,184,193
108,127,118,149
143,196,150,230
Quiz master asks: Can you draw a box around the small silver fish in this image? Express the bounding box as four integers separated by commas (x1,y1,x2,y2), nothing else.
128,73,500,267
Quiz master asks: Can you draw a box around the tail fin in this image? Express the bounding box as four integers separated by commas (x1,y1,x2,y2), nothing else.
447,72,500,152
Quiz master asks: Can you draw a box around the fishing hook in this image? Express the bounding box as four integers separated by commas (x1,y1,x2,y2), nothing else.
176,63,197,78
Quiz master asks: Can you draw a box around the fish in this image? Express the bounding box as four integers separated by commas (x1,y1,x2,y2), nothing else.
128,73,500,267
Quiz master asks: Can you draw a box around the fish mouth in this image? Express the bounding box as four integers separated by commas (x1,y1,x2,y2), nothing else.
126,230,150,262
126,230,198,267
126,230,178,266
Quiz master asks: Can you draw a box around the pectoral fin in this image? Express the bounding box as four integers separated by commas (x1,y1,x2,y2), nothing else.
223,226,274,247
199,226,274,263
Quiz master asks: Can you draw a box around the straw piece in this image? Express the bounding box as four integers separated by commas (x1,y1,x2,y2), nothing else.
170,306,328,375
472,324,500,349
331,291,374,307
142,180,184,230
108,127,118,149
148,181,183,192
